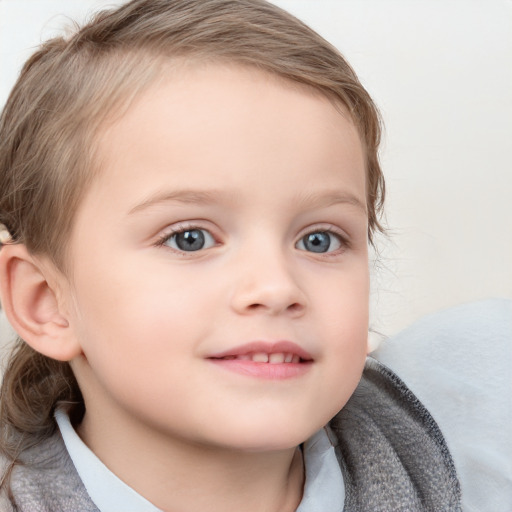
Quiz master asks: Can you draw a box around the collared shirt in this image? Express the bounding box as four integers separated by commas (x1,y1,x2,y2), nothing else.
55,409,344,512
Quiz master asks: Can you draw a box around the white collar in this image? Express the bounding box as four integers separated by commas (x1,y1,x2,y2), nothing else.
55,409,160,512
297,426,345,512
56,409,344,512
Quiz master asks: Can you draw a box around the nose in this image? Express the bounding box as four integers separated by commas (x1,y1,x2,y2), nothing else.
229,249,307,317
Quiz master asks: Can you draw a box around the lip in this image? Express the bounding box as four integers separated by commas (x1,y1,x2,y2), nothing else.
207,341,313,380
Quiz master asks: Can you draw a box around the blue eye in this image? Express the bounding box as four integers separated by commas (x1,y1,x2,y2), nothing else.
164,228,215,252
296,231,343,253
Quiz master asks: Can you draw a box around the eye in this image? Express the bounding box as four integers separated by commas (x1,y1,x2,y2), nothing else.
162,228,216,252
296,231,343,254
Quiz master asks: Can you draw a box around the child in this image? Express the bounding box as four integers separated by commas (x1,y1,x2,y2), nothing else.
0,0,474,510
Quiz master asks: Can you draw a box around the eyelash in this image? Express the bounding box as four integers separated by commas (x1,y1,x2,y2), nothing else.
297,225,350,255
154,223,217,251
154,223,350,255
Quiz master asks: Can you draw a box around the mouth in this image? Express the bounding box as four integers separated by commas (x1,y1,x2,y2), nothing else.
214,352,305,363
207,341,313,379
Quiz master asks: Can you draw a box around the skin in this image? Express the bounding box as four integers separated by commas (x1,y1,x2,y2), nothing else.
25,64,369,511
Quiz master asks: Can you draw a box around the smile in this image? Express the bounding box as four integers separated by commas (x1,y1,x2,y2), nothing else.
217,352,303,363
207,341,313,379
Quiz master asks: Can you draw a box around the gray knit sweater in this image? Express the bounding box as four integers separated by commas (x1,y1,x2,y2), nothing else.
0,358,461,511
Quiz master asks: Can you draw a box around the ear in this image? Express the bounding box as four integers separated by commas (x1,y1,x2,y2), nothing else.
0,243,82,361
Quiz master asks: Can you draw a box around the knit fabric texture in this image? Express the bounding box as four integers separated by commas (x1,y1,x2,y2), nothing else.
332,357,461,511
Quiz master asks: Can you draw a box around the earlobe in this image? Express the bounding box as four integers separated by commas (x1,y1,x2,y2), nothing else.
0,244,81,361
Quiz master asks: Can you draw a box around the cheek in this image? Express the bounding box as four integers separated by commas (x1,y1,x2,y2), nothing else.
69,262,219,373
316,259,370,330
310,263,369,406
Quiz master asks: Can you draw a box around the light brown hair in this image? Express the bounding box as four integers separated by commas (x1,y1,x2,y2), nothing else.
0,0,385,482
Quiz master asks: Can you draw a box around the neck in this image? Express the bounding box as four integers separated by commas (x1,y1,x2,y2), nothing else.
77,411,305,512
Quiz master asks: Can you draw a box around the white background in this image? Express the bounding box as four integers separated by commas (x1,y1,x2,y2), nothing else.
0,0,511,344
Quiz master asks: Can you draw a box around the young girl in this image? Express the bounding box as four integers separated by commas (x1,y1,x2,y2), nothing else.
0,0,467,510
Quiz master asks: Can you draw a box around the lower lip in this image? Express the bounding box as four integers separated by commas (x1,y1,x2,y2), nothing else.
208,359,313,379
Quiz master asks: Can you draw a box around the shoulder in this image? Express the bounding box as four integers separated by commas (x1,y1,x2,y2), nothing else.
1,430,99,512
331,357,461,511
373,298,512,512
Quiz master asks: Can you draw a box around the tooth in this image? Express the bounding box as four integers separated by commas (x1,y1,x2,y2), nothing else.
284,353,293,363
252,352,269,363
269,353,285,364
291,355,300,364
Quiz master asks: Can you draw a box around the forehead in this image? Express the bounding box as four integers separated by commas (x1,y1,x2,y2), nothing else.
82,63,366,217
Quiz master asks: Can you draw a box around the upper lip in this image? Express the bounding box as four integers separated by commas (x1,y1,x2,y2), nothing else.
208,341,314,361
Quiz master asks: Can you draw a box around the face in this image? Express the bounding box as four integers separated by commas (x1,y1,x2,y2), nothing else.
65,64,369,452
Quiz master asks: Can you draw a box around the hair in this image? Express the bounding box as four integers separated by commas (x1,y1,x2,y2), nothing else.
0,0,385,483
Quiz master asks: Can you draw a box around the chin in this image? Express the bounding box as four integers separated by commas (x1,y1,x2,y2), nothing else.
209,421,322,453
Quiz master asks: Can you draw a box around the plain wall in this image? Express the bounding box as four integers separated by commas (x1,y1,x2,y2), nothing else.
0,0,511,349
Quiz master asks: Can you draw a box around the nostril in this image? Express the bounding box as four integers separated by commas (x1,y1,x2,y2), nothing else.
287,303,303,313
244,302,303,314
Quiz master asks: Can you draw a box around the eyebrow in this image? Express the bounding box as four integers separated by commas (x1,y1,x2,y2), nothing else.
128,187,367,215
128,189,234,215
293,190,367,213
